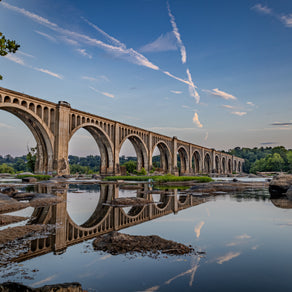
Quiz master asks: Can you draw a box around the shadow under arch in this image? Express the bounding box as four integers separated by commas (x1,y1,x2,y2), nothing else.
228,158,232,173
120,134,148,171
154,193,171,211
192,150,201,173
152,141,172,173
222,157,226,174
177,146,189,174
215,155,220,173
69,123,114,175
204,152,211,173
0,103,54,173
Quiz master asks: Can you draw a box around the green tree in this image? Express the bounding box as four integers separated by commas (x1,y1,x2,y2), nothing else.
27,147,37,173
0,163,14,174
123,160,137,174
0,0,20,80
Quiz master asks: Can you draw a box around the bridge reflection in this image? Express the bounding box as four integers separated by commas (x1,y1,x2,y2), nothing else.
8,184,208,263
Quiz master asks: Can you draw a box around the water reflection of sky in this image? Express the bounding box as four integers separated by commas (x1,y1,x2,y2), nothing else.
1,186,292,291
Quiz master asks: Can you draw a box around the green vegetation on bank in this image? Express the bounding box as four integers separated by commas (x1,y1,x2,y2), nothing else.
16,174,51,181
227,146,292,173
103,174,212,183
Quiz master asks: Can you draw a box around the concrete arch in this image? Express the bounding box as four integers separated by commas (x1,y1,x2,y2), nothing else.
0,103,54,173
234,160,237,173
177,145,189,174
69,123,114,175
204,152,211,173
120,134,148,171
238,161,241,172
151,140,172,173
192,150,201,173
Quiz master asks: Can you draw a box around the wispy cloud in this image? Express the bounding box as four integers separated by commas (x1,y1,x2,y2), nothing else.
194,221,205,238
170,90,182,94
222,104,235,109
231,111,247,116
193,112,203,128
140,32,177,52
17,51,35,58
35,68,63,79
4,54,25,65
82,75,109,82
186,69,200,103
35,30,57,42
271,122,292,126
203,88,237,100
90,86,114,98
246,101,255,107
82,17,126,48
236,234,251,240
76,48,92,59
204,132,209,141
252,3,292,28
167,1,186,64
0,123,14,129
260,142,278,145
251,4,272,15
217,252,241,264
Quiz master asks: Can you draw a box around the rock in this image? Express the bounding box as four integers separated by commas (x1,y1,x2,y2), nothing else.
0,187,17,196
17,172,34,176
0,173,13,177
92,174,101,180
285,186,292,200
269,174,292,197
232,178,238,182
0,282,83,292
248,174,258,178
22,177,38,183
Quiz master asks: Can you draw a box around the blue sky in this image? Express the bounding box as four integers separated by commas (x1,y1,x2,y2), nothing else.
0,0,292,156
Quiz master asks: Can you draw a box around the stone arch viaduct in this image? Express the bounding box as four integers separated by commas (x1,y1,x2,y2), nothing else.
0,87,244,175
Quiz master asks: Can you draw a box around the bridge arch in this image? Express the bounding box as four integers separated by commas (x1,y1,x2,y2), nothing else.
228,158,232,173
120,134,148,171
222,157,226,174
69,123,114,175
177,145,189,174
151,141,172,173
234,160,237,173
238,161,241,172
204,152,211,173
0,99,54,173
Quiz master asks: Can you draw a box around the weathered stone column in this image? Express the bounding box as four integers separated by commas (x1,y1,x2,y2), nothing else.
113,123,121,175
148,132,153,172
212,149,216,173
53,101,71,175
172,136,179,176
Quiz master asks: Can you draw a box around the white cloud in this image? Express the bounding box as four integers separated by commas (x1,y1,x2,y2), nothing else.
194,221,205,238
231,111,247,116
252,4,272,15
61,36,79,46
281,14,292,27
140,32,177,52
82,75,109,82
17,51,35,58
203,88,237,100
76,48,92,59
217,252,241,265
90,86,114,98
34,68,63,79
35,30,57,42
163,71,191,86
167,2,186,64
170,90,182,94
193,112,203,128
4,54,25,65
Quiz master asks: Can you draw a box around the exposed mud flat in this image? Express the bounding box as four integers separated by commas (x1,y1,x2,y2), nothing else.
93,231,195,256
0,215,28,227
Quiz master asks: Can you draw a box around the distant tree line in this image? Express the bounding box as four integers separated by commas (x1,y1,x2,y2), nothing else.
227,146,292,173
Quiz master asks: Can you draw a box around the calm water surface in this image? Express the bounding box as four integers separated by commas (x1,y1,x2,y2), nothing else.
0,183,292,291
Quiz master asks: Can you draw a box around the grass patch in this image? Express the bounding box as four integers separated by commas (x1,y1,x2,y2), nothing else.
103,174,212,183
16,174,52,181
